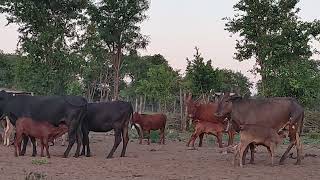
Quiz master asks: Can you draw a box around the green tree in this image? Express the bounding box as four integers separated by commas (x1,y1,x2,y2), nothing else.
224,0,320,99
136,64,179,111
185,47,217,96
88,0,149,100
0,0,88,95
0,51,20,88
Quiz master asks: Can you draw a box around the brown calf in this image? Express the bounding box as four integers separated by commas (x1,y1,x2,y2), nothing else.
132,112,166,145
15,118,68,158
234,125,288,167
187,120,225,148
186,94,235,147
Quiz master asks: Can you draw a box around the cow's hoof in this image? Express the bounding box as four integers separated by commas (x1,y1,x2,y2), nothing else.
31,154,36,157
294,161,301,165
86,154,91,157
73,154,79,158
106,156,113,159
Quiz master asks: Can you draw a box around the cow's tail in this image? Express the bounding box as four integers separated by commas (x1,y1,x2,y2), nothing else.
128,105,134,128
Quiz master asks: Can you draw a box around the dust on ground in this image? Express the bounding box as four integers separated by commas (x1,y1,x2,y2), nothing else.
0,132,319,180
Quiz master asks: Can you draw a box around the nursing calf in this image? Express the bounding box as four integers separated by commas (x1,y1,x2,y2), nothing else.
132,112,166,145
187,121,225,148
15,118,68,158
234,125,288,167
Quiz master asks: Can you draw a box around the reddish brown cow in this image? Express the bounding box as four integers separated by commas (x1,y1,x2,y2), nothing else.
234,124,288,167
132,112,166,145
186,94,235,147
15,117,68,158
187,120,225,148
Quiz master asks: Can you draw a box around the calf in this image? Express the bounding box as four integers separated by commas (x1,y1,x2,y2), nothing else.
187,120,225,148
132,112,166,145
233,125,288,167
186,94,235,147
15,118,68,158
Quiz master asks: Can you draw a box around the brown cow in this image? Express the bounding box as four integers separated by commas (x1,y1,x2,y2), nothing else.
15,117,68,158
215,93,304,165
234,124,289,167
132,112,166,145
187,120,225,148
186,94,235,147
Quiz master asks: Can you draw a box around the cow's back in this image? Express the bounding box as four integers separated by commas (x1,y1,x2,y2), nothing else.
196,103,221,123
85,101,132,132
4,95,87,126
139,114,166,130
232,98,301,129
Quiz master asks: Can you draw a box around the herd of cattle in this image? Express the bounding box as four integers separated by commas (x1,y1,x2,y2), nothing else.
0,90,304,167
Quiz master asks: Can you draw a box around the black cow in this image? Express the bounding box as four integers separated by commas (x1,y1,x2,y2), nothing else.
81,101,133,158
0,90,87,158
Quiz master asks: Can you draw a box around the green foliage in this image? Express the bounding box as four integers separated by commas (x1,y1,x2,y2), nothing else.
66,81,84,96
88,0,150,99
0,52,19,88
185,47,252,96
136,64,179,104
225,0,320,108
0,0,87,95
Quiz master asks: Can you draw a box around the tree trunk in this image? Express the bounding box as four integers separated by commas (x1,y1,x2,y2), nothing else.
139,95,143,113
135,97,138,112
143,94,146,112
158,101,161,112
151,102,154,112
113,48,122,101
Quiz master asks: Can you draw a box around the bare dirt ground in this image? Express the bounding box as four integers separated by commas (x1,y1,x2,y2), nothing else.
1,132,320,180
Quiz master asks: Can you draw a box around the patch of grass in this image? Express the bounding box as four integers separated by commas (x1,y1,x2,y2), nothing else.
150,131,160,143
25,172,47,180
31,159,48,165
302,133,320,145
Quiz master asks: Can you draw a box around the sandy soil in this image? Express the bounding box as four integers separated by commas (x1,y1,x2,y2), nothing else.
0,133,320,180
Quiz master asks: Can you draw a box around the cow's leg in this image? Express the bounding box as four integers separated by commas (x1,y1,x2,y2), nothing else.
239,142,250,168
190,132,199,148
14,132,23,157
159,128,165,144
268,144,276,166
28,136,37,157
81,126,90,156
233,145,240,167
20,135,29,156
120,124,129,157
63,121,78,158
43,138,50,158
198,133,204,147
216,132,223,148
106,129,122,159
147,130,151,145
139,129,144,144
242,144,250,165
40,139,45,157
227,130,235,146
295,131,303,165
279,141,294,165
249,144,255,164
73,122,83,158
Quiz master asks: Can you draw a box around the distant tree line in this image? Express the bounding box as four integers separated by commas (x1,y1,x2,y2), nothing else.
1,0,320,110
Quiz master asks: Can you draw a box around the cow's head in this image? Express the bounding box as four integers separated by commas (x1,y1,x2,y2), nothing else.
215,92,241,118
185,92,201,119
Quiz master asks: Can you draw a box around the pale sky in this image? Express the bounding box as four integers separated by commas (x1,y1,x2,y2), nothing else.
1,0,320,92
